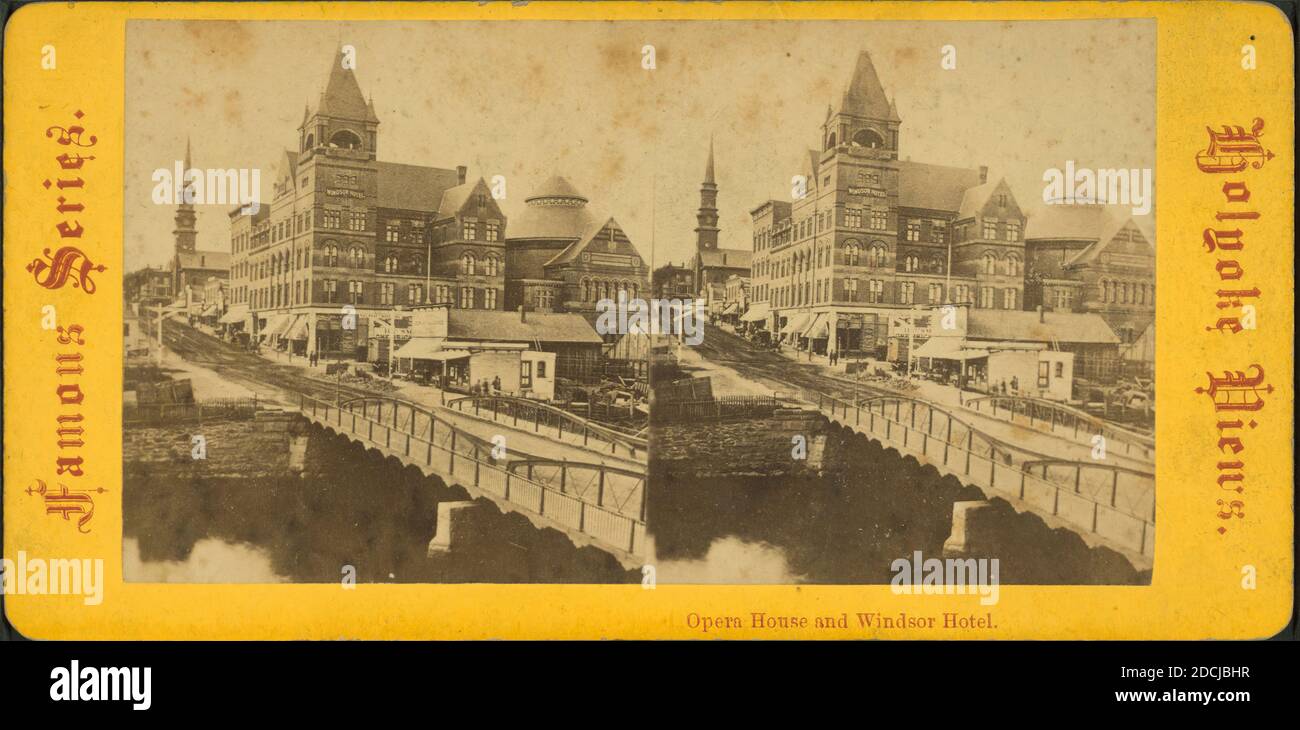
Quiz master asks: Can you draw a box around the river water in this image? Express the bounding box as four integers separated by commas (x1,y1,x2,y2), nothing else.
123,419,637,584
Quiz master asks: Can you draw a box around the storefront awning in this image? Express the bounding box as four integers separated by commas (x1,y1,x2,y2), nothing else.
912,336,989,361
394,337,468,361
218,304,249,324
780,312,812,335
739,301,771,323
285,316,310,341
803,313,831,339
260,313,292,339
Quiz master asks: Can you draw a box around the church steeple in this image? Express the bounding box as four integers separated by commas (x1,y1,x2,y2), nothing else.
694,136,719,252
173,137,197,255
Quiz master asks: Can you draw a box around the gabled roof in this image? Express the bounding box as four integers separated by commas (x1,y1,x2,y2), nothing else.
375,162,461,212
544,216,643,269
956,178,1021,222
967,310,1120,345
447,310,603,344
898,161,983,213
317,48,379,123
1065,218,1153,267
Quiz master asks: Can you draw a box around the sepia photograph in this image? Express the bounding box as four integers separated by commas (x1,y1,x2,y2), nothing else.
119,18,1154,588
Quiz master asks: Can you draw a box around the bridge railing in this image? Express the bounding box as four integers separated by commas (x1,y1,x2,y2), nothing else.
298,394,646,561
964,394,1155,462
807,388,1155,561
445,395,647,461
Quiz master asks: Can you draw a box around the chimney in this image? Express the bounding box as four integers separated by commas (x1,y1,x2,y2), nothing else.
518,305,526,323
457,166,467,185
1036,304,1045,323
979,166,988,184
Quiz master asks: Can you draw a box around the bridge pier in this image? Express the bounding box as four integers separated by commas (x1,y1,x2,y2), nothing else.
427,501,491,556
942,500,996,557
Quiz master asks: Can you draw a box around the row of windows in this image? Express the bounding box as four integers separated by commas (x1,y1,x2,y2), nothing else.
580,279,641,302
1098,279,1153,306
237,245,504,280
244,280,500,310
756,281,1017,309
955,218,1021,243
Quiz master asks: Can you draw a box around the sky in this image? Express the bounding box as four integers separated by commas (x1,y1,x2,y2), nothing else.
124,18,1154,271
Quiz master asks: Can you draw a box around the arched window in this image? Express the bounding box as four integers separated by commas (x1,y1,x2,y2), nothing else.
384,254,398,273
982,252,997,275
1100,279,1110,303
930,256,944,274
323,244,338,267
461,253,476,276
1005,254,1021,276
483,256,499,277
851,128,885,149
304,133,315,150
868,243,887,267
581,278,591,301
903,254,919,273
843,241,861,266
328,129,362,150
825,132,837,150
349,247,364,268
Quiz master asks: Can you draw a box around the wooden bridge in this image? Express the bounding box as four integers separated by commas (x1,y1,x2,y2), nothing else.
807,389,1155,569
296,394,647,567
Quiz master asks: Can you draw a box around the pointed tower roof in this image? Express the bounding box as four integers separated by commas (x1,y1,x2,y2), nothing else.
317,48,379,122
839,50,893,120
704,136,716,185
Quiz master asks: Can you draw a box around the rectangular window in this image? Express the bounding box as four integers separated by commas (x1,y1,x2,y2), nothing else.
386,222,400,242
485,222,500,242
537,361,547,379
484,288,497,309
380,282,394,305
462,221,476,240
1054,362,1064,378
1003,288,1017,310
460,286,474,308
1038,361,1050,388
349,211,366,231
324,279,337,303
932,220,946,243
1006,221,1021,241
324,209,341,229
982,220,998,239
870,209,887,231
906,220,921,242
520,361,532,389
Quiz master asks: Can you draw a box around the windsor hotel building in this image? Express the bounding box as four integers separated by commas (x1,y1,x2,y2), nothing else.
746,50,1153,377
224,50,645,359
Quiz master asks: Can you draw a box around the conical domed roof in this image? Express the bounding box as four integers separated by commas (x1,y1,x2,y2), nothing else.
510,176,596,240
525,175,589,204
